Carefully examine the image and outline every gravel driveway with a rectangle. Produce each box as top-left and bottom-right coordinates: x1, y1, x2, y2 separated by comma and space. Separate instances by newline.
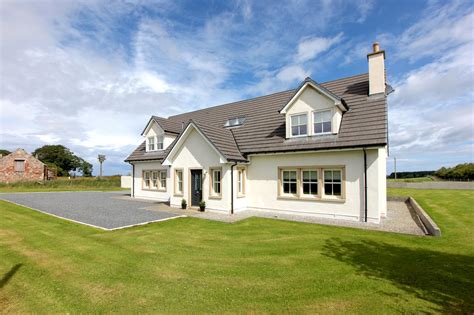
0, 191, 183, 230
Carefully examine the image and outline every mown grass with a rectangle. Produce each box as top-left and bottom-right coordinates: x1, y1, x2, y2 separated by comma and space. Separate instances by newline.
0, 176, 123, 192
0, 189, 473, 314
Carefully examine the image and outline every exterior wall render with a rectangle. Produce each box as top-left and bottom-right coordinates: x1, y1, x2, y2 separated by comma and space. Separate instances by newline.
246, 149, 385, 223
168, 129, 231, 213
131, 141, 386, 222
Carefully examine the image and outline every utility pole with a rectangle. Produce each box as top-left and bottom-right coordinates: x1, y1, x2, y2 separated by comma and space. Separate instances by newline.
394, 157, 397, 180
98, 154, 106, 179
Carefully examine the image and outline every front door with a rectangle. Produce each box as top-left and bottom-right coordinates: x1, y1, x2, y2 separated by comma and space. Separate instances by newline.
190, 170, 202, 207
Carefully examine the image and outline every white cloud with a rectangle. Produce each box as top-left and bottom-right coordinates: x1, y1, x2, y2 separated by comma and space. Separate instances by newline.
386, 2, 474, 172
396, 2, 474, 62
276, 65, 310, 83
296, 33, 343, 63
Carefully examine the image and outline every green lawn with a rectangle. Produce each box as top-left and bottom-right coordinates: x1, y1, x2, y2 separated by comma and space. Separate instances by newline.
0, 189, 473, 314
0, 176, 124, 193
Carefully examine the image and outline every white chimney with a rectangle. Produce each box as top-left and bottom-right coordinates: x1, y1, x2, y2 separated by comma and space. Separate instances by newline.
367, 42, 386, 96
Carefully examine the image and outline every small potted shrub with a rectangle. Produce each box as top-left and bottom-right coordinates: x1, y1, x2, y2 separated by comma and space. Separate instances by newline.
181, 198, 187, 209
199, 200, 206, 212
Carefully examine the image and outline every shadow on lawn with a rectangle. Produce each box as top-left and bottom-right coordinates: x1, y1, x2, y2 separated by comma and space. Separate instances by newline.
0, 264, 23, 289
322, 239, 474, 313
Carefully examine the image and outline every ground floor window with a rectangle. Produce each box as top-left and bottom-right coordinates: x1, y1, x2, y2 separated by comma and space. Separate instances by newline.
324, 170, 342, 196
143, 169, 167, 191
237, 167, 246, 197
143, 171, 151, 189
210, 168, 222, 198
279, 166, 344, 200
174, 169, 183, 195
302, 170, 318, 196
282, 170, 297, 195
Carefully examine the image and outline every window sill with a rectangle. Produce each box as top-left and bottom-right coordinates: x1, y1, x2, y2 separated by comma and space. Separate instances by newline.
209, 195, 222, 200
142, 188, 167, 192
237, 194, 246, 198
278, 195, 345, 203
173, 193, 183, 197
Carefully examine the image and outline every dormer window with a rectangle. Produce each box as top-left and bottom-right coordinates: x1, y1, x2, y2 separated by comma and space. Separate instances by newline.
291, 114, 307, 136
313, 110, 332, 134
148, 137, 155, 151
224, 116, 246, 127
157, 136, 164, 150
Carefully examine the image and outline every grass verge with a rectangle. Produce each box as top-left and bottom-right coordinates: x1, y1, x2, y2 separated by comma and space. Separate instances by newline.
0, 176, 123, 192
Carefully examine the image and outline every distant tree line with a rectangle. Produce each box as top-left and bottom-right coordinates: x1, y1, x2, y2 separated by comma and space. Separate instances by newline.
435, 163, 474, 181
387, 171, 435, 179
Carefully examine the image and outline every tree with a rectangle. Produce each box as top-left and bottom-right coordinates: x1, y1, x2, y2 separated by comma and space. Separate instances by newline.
0, 149, 11, 156
435, 163, 474, 181
32, 145, 93, 177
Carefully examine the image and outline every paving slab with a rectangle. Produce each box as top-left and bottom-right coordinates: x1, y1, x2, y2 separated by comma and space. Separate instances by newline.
0, 191, 184, 230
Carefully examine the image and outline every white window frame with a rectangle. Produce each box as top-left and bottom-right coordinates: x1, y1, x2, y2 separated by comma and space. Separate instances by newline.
210, 168, 222, 198
158, 170, 167, 191
174, 169, 183, 196
313, 109, 332, 135
151, 171, 159, 189
157, 136, 164, 150
237, 167, 246, 197
290, 113, 308, 137
143, 171, 151, 189
147, 136, 156, 151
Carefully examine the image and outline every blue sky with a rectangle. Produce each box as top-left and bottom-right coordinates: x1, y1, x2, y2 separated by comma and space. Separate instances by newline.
0, 0, 473, 175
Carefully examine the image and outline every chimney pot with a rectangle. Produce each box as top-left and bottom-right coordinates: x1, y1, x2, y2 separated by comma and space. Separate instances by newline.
373, 42, 380, 53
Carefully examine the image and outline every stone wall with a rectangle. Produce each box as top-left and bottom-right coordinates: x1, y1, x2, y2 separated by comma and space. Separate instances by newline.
0, 149, 46, 183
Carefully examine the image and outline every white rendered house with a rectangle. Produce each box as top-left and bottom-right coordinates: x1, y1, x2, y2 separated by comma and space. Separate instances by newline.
126, 43, 390, 223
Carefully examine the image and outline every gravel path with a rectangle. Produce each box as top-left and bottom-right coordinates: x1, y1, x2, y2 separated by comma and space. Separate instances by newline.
145, 199, 427, 236
0, 191, 183, 230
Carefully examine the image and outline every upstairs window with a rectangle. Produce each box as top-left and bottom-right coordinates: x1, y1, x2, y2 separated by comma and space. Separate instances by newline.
157, 136, 164, 150
291, 114, 307, 136
147, 136, 155, 151
224, 116, 246, 127
313, 110, 332, 134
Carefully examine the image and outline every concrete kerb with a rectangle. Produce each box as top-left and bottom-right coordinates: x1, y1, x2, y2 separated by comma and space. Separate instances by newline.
407, 197, 441, 237
387, 196, 441, 237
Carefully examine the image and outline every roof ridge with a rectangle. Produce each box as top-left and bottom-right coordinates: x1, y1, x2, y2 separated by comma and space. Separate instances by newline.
167, 73, 369, 120
168, 89, 296, 120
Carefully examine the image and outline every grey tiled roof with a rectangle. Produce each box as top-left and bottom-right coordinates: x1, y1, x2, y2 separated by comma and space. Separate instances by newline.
125, 73, 387, 162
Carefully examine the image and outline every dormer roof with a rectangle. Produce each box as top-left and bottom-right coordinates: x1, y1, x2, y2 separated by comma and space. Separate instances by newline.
279, 77, 348, 114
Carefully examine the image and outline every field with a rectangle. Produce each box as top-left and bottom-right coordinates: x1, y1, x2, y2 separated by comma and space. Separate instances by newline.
0, 176, 123, 193
0, 188, 473, 314
387, 176, 434, 182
